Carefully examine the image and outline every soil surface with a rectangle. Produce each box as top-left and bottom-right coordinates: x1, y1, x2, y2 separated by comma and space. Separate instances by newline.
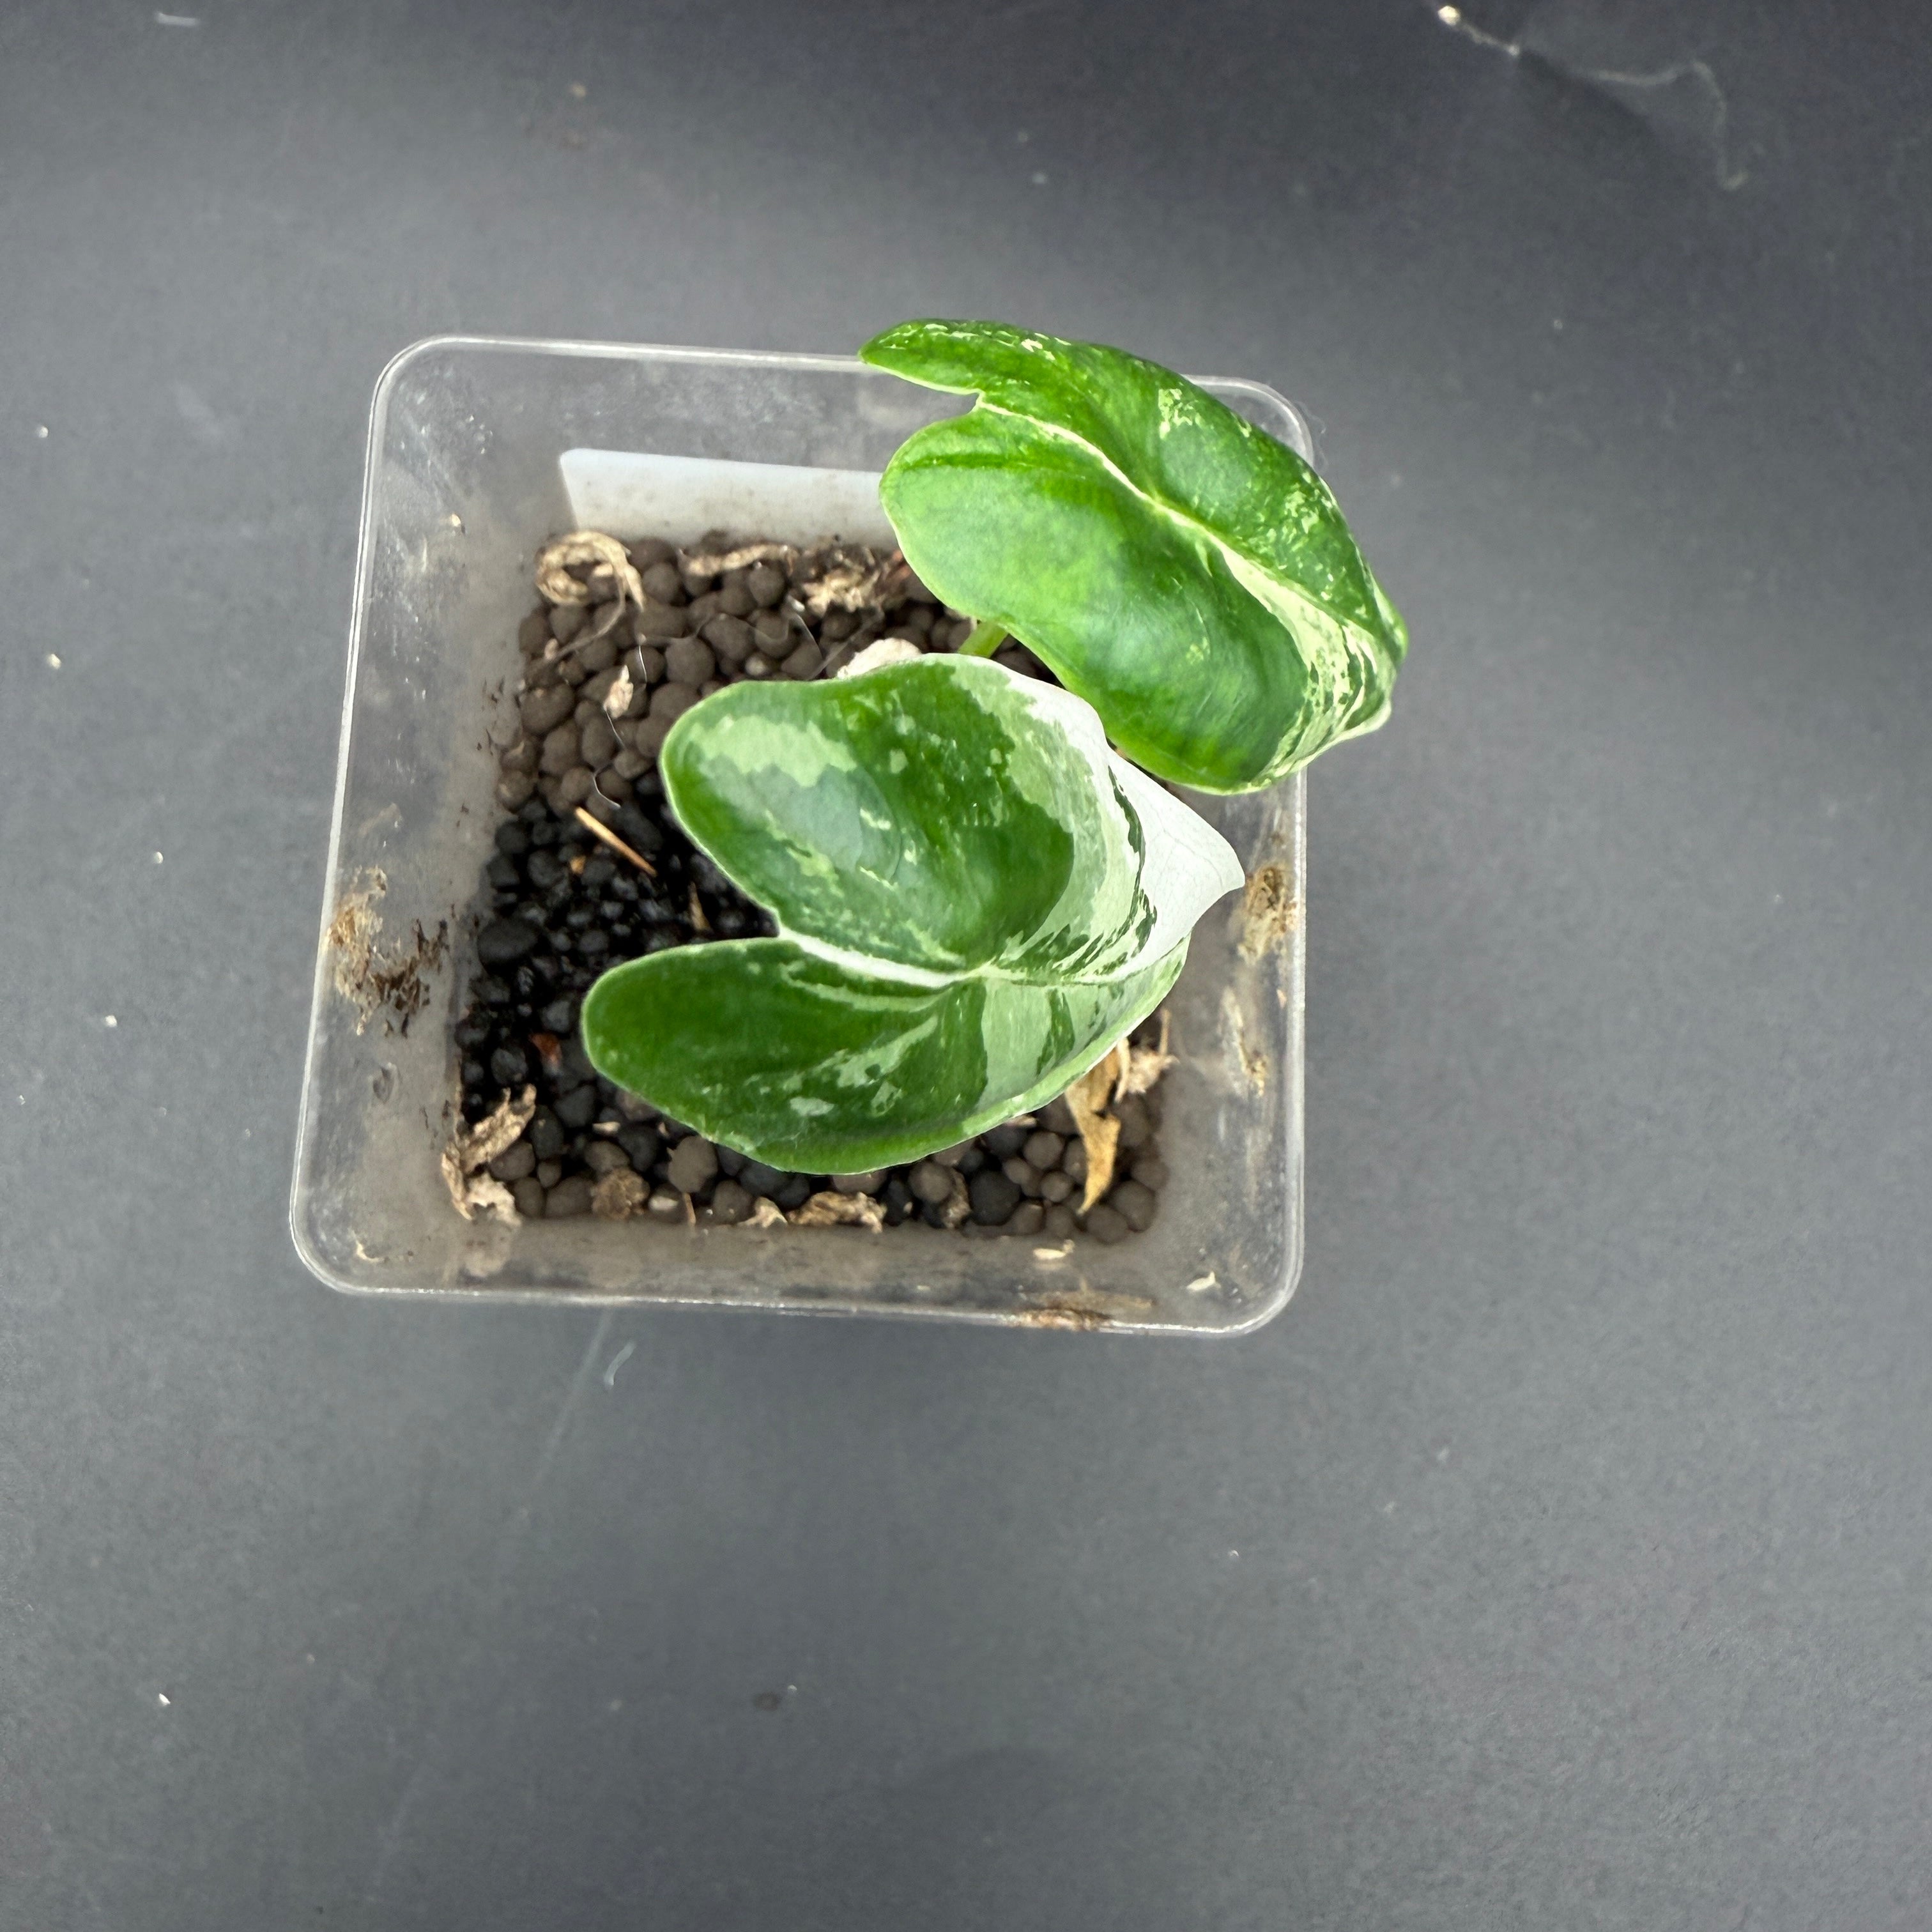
452, 532, 1170, 1239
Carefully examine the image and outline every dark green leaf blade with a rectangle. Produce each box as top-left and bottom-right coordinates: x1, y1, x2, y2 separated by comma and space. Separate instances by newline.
860, 318, 1407, 792
581, 656, 1243, 1170
659, 655, 1238, 981
661, 656, 1089, 977
580, 937, 1185, 1174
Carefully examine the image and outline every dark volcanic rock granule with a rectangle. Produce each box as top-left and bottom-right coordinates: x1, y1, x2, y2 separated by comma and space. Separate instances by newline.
454, 531, 1167, 1239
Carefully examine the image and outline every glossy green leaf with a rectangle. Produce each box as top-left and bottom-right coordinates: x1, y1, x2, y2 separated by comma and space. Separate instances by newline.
859, 319, 1408, 793
581, 657, 1242, 1172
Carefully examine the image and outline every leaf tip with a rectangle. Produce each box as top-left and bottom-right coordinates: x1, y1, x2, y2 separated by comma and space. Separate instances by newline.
857, 319, 933, 371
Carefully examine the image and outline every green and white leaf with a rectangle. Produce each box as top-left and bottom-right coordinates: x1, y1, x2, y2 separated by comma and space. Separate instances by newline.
581, 656, 1242, 1172
859, 318, 1409, 793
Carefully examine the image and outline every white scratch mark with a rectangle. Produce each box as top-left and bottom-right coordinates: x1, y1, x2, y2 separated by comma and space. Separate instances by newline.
154, 10, 201, 24
601, 1340, 634, 1388
369, 1311, 613, 1895
1429, 3, 1746, 188
504, 1314, 611, 1532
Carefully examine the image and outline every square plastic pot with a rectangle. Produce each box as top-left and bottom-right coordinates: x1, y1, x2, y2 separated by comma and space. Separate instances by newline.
291, 336, 1307, 1335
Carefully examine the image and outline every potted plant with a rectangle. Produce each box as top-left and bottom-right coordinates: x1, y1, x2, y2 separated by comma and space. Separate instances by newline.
292, 325, 1403, 1333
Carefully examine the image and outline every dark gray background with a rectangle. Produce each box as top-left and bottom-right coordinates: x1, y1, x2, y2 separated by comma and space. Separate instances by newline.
3, 1, 1927, 1924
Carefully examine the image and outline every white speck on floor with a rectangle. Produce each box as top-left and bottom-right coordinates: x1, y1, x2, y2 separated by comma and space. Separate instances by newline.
46, 652, 60, 668
103, 1015, 118, 1028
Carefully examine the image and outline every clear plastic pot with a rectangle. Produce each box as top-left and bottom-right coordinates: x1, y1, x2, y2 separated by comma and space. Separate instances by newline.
291, 337, 1308, 1334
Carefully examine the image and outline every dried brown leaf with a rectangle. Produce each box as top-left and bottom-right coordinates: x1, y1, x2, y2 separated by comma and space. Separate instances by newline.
1064, 1045, 1128, 1211
797, 548, 903, 617
535, 531, 644, 612
1114, 1009, 1176, 1101
441, 1087, 535, 1220
679, 540, 796, 574
448, 1084, 537, 1174
937, 1165, 972, 1229
592, 1170, 650, 1221
1020, 1282, 1156, 1327
788, 1191, 884, 1232
602, 664, 633, 720
438, 1144, 469, 1215
453, 1172, 520, 1225
1219, 987, 1269, 1092
327, 871, 447, 1037
1238, 864, 1298, 961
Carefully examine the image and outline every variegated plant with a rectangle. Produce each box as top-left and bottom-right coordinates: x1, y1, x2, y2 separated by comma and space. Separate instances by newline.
581, 322, 1404, 1168
859, 319, 1407, 793
583, 656, 1243, 1172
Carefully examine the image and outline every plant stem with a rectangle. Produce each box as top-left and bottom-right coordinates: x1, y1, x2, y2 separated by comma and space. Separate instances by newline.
958, 618, 1006, 658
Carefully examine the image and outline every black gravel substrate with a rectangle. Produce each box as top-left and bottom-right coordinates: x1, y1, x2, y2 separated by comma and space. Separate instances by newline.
452, 532, 1168, 1241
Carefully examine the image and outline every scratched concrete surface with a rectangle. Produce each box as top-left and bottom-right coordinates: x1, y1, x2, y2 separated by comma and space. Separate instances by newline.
1, 1, 1928, 1926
